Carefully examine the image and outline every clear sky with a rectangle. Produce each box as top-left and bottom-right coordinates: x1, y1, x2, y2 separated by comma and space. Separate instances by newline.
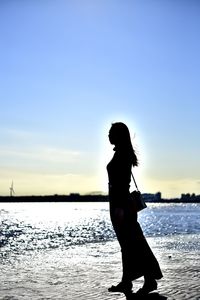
0, 0, 200, 198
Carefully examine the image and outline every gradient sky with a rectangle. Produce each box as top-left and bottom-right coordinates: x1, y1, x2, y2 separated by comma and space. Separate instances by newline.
0, 0, 200, 198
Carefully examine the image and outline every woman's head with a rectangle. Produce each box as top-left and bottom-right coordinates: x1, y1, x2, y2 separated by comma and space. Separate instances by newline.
109, 122, 131, 146
108, 122, 138, 166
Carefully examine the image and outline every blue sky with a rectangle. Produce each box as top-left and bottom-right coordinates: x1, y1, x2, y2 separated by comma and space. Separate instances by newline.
0, 0, 200, 197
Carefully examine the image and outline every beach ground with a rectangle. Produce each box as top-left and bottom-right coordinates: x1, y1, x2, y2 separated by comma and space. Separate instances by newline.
1, 235, 200, 300
65, 235, 200, 300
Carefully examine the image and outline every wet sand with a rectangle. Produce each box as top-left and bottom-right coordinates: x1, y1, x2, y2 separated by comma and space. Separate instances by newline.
1, 235, 200, 300
65, 235, 200, 300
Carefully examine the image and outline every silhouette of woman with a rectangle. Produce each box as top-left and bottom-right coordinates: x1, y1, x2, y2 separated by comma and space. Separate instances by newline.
107, 122, 163, 295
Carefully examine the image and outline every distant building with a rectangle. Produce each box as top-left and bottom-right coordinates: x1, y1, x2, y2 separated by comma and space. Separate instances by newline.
142, 192, 162, 202
181, 193, 200, 202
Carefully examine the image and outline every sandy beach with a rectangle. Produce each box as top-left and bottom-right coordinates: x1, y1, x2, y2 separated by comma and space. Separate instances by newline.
1, 234, 200, 300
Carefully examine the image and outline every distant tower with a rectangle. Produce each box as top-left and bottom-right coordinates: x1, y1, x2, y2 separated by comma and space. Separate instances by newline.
10, 181, 15, 197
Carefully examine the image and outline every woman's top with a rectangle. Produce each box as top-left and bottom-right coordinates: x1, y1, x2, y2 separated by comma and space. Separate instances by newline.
107, 148, 132, 208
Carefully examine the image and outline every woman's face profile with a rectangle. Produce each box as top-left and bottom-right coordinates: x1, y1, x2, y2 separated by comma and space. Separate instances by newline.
108, 127, 118, 145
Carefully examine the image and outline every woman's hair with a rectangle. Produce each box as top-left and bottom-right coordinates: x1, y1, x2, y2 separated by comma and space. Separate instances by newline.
110, 122, 138, 166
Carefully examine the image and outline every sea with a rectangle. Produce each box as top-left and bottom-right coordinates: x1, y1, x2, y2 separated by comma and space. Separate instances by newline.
0, 202, 200, 299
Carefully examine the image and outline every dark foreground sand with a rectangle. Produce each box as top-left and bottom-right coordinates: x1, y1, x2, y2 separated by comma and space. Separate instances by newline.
1, 235, 199, 300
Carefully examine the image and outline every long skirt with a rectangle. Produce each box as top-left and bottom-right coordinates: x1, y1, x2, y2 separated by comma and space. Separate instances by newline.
110, 206, 163, 282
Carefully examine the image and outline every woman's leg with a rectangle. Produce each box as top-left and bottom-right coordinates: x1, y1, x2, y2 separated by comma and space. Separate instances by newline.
108, 207, 133, 293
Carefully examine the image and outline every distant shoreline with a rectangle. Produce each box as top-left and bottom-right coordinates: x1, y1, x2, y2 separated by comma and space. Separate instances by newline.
0, 194, 200, 203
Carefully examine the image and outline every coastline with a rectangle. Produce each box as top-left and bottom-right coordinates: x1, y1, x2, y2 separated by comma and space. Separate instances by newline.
0, 194, 200, 203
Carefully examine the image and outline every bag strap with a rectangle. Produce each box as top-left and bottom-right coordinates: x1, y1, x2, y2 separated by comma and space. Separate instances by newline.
131, 171, 139, 191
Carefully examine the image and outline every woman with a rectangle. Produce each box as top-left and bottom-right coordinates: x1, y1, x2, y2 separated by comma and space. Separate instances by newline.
107, 122, 163, 295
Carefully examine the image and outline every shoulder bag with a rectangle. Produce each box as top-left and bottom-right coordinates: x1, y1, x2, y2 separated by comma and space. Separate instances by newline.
130, 172, 147, 212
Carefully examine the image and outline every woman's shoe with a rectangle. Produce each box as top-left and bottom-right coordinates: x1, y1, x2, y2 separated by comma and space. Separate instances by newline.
136, 279, 157, 295
108, 281, 133, 293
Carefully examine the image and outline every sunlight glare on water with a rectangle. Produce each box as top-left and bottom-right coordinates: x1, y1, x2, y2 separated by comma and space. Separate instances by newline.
1, 202, 200, 256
